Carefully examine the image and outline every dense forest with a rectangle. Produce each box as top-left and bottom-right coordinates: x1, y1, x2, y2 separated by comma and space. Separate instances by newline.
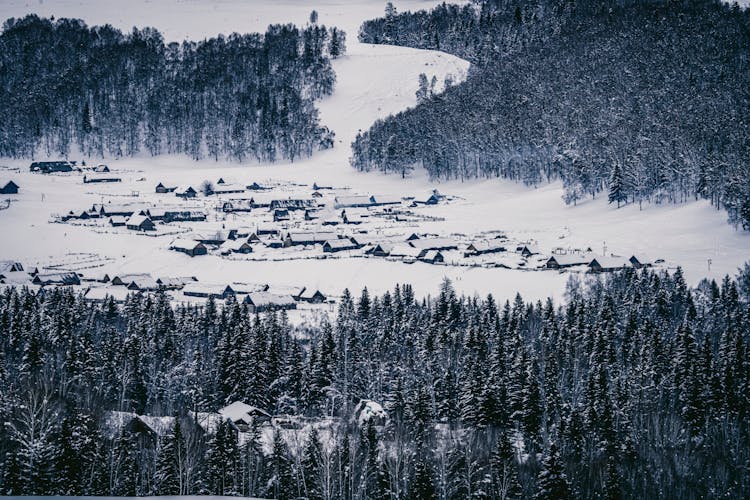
353, 0, 750, 229
1, 263, 749, 498
0, 13, 345, 162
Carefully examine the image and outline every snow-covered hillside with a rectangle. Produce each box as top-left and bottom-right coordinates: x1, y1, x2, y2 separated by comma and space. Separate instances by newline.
0, 0, 747, 306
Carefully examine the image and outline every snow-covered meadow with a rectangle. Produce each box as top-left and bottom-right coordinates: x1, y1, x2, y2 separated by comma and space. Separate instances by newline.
0, 0, 748, 307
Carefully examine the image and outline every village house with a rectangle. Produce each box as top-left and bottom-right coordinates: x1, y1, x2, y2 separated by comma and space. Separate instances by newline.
222, 200, 253, 213
81, 272, 110, 283
419, 249, 445, 264
270, 198, 316, 211
408, 237, 458, 252
101, 205, 146, 217
93, 164, 110, 172
629, 255, 650, 269
0, 271, 31, 285
546, 254, 591, 269
464, 240, 506, 257
126, 276, 161, 291
29, 161, 75, 173
170, 239, 208, 257
155, 182, 177, 193
243, 292, 297, 313
83, 174, 121, 183
32, 272, 80, 286
342, 208, 370, 224
266, 284, 306, 299
299, 287, 327, 303
311, 190, 323, 198
163, 209, 206, 223
212, 183, 246, 195
588, 256, 632, 273
182, 283, 235, 299
246, 182, 268, 191
334, 195, 375, 208
156, 276, 196, 290
126, 214, 156, 231
0, 180, 19, 194
273, 208, 291, 222
0, 261, 25, 273
520, 244, 540, 258
194, 230, 236, 245
323, 238, 359, 253
219, 239, 253, 255
313, 182, 333, 190
108, 216, 126, 227
389, 245, 423, 260
175, 185, 197, 198
256, 224, 279, 236
284, 231, 338, 247
111, 273, 152, 286
219, 402, 271, 431
370, 194, 402, 206
365, 243, 394, 257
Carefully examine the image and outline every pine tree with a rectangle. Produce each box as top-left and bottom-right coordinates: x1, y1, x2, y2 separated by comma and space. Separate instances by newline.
270, 429, 295, 499
534, 441, 573, 500
301, 427, 323, 500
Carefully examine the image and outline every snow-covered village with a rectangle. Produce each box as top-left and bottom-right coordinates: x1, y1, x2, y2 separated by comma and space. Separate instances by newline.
0, 0, 749, 499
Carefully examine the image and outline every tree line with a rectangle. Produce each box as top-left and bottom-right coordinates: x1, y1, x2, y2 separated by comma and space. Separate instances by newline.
1, 262, 749, 497
0, 14, 346, 162
353, 0, 750, 229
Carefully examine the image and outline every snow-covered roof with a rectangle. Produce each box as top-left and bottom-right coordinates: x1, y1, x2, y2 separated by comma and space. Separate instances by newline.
182, 282, 234, 296
547, 254, 590, 266
371, 194, 402, 205
286, 231, 337, 244
170, 238, 204, 250
300, 287, 325, 300
244, 291, 296, 308
0, 260, 23, 273
127, 276, 160, 290
126, 214, 152, 226
408, 237, 458, 250
266, 284, 304, 297
323, 238, 358, 250
352, 399, 386, 426
220, 239, 252, 252
468, 240, 506, 252
390, 245, 422, 258
219, 401, 271, 423
589, 255, 632, 269
334, 195, 373, 207
420, 250, 443, 261
0, 271, 31, 284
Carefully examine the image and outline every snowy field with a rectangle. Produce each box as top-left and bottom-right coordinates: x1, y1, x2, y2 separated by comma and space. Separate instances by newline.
0, 0, 748, 307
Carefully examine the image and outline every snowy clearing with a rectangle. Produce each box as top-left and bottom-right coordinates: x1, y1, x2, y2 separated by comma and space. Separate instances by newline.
0, 0, 747, 307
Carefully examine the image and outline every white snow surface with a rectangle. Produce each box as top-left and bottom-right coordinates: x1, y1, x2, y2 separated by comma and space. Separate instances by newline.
0, 0, 748, 307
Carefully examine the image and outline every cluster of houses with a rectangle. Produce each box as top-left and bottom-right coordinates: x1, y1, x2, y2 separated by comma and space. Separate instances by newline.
78, 271, 328, 311
102, 398, 384, 452
63, 203, 207, 229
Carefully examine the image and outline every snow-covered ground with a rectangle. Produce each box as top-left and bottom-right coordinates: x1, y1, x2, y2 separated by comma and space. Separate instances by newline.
0, 0, 748, 306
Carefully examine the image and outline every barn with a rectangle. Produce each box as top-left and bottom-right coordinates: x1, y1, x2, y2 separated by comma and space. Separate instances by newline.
409, 237, 458, 252
219, 402, 271, 431
126, 214, 156, 231
170, 239, 208, 257
0, 180, 19, 194
0, 261, 25, 274
83, 174, 121, 183
334, 195, 374, 208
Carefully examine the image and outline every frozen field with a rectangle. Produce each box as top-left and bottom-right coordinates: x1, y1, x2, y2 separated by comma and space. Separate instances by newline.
0, 0, 748, 306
